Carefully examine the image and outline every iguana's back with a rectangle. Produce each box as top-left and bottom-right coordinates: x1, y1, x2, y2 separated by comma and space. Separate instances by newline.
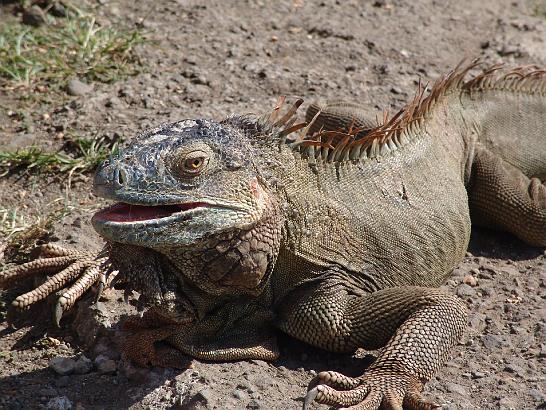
277, 62, 546, 292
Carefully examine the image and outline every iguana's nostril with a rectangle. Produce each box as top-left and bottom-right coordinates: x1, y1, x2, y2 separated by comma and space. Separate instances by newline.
114, 167, 128, 188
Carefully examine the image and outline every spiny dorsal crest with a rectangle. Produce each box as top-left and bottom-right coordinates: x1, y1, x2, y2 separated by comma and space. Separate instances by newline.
262, 59, 546, 165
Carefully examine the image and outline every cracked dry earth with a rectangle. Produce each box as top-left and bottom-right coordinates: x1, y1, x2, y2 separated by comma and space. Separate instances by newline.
0, 0, 545, 409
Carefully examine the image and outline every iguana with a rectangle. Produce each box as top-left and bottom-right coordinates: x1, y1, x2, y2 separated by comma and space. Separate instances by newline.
1, 61, 545, 409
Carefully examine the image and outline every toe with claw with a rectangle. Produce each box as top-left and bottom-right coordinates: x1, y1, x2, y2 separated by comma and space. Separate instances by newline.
303, 367, 441, 410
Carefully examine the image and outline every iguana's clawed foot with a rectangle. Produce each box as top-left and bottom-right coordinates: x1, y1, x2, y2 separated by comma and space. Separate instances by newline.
0, 244, 110, 325
121, 311, 193, 369
304, 369, 440, 410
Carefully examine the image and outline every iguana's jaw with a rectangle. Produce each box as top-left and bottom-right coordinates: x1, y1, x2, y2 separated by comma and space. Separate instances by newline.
91, 199, 259, 247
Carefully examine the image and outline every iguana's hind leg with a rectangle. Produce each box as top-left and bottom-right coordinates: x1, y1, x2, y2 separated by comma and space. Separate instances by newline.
277, 282, 467, 409
305, 100, 377, 136
468, 147, 546, 246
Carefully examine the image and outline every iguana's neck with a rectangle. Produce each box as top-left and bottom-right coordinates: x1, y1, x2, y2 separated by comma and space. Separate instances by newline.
159, 197, 284, 300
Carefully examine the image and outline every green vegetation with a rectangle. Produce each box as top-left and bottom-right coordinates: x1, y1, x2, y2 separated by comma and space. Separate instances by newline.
534, 1, 546, 19
0, 135, 120, 177
0, 5, 141, 264
0, 9, 145, 92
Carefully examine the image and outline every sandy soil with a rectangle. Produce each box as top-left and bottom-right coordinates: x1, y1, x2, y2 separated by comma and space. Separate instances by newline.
0, 0, 545, 409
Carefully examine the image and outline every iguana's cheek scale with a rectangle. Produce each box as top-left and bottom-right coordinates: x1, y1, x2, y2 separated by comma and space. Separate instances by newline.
93, 202, 208, 223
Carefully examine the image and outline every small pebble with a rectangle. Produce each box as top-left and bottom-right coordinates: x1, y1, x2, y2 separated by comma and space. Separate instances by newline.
94, 355, 117, 374
445, 382, 468, 395
49, 357, 76, 376
456, 283, 476, 298
232, 390, 247, 400
22, 6, 47, 27
463, 274, 478, 287
247, 399, 263, 409
50, 2, 68, 17
471, 371, 486, 379
46, 396, 73, 410
73, 355, 93, 375
67, 79, 93, 96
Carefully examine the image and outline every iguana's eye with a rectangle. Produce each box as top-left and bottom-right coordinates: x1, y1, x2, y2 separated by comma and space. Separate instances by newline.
180, 150, 209, 175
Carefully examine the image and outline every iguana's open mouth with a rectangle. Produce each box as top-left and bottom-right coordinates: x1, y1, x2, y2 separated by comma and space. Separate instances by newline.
93, 202, 209, 223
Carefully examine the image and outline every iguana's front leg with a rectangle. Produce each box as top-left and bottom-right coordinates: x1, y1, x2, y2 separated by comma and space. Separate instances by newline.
277, 281, 467, 409
0, 244, 110, 325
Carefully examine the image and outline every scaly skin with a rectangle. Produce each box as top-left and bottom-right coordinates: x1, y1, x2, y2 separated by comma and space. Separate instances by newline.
1, 61, 545, 409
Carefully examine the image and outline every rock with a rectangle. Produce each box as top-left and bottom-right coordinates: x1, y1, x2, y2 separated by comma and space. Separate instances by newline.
97, 359, 117, 374
471, 371, 486, 379
104, 97, 122, 108
456, 283, 476, 298
482, 334, 511, 349
528, 388, 545, 403
94, 355, 117, 374
46, 396, 73, 410
445, 382, 468, 395
498, 397, 517, 409
73, 301, 110, 347
247, 399, 264, 409
468, 312, 486, 332
232, 389, 247, 400
73, 355, 93, 375
66, 79, 93, 96
503, 362, 524, 376
50, 2, 68, 17
22, 6, 47, 27
463, 274, 478, 286
539, 345, 546, 358
497, 44, 523, 57
182, 388, 215, 409
120, 361, 150, 384
49, 357, 76, 376
390, 86, 403, 94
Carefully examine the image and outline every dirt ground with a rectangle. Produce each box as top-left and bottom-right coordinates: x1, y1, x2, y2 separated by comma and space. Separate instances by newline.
1, 0, 545, 409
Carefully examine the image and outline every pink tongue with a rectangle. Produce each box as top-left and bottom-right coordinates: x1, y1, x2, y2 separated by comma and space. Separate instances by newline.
94, 202, 208, 223
99, 203, 182, 222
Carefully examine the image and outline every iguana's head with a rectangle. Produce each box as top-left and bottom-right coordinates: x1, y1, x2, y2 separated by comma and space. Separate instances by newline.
92, 118, 274, 247
91, 117, 288, 306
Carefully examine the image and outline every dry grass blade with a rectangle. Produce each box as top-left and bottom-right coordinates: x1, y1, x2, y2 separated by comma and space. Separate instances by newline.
0, 203, 74, 263
0, 135, 120, 177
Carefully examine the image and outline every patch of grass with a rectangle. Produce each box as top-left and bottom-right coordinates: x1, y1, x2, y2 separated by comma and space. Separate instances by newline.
0, 11, 145, 92
533, 0, 546, 19
0, 135, 120, 177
